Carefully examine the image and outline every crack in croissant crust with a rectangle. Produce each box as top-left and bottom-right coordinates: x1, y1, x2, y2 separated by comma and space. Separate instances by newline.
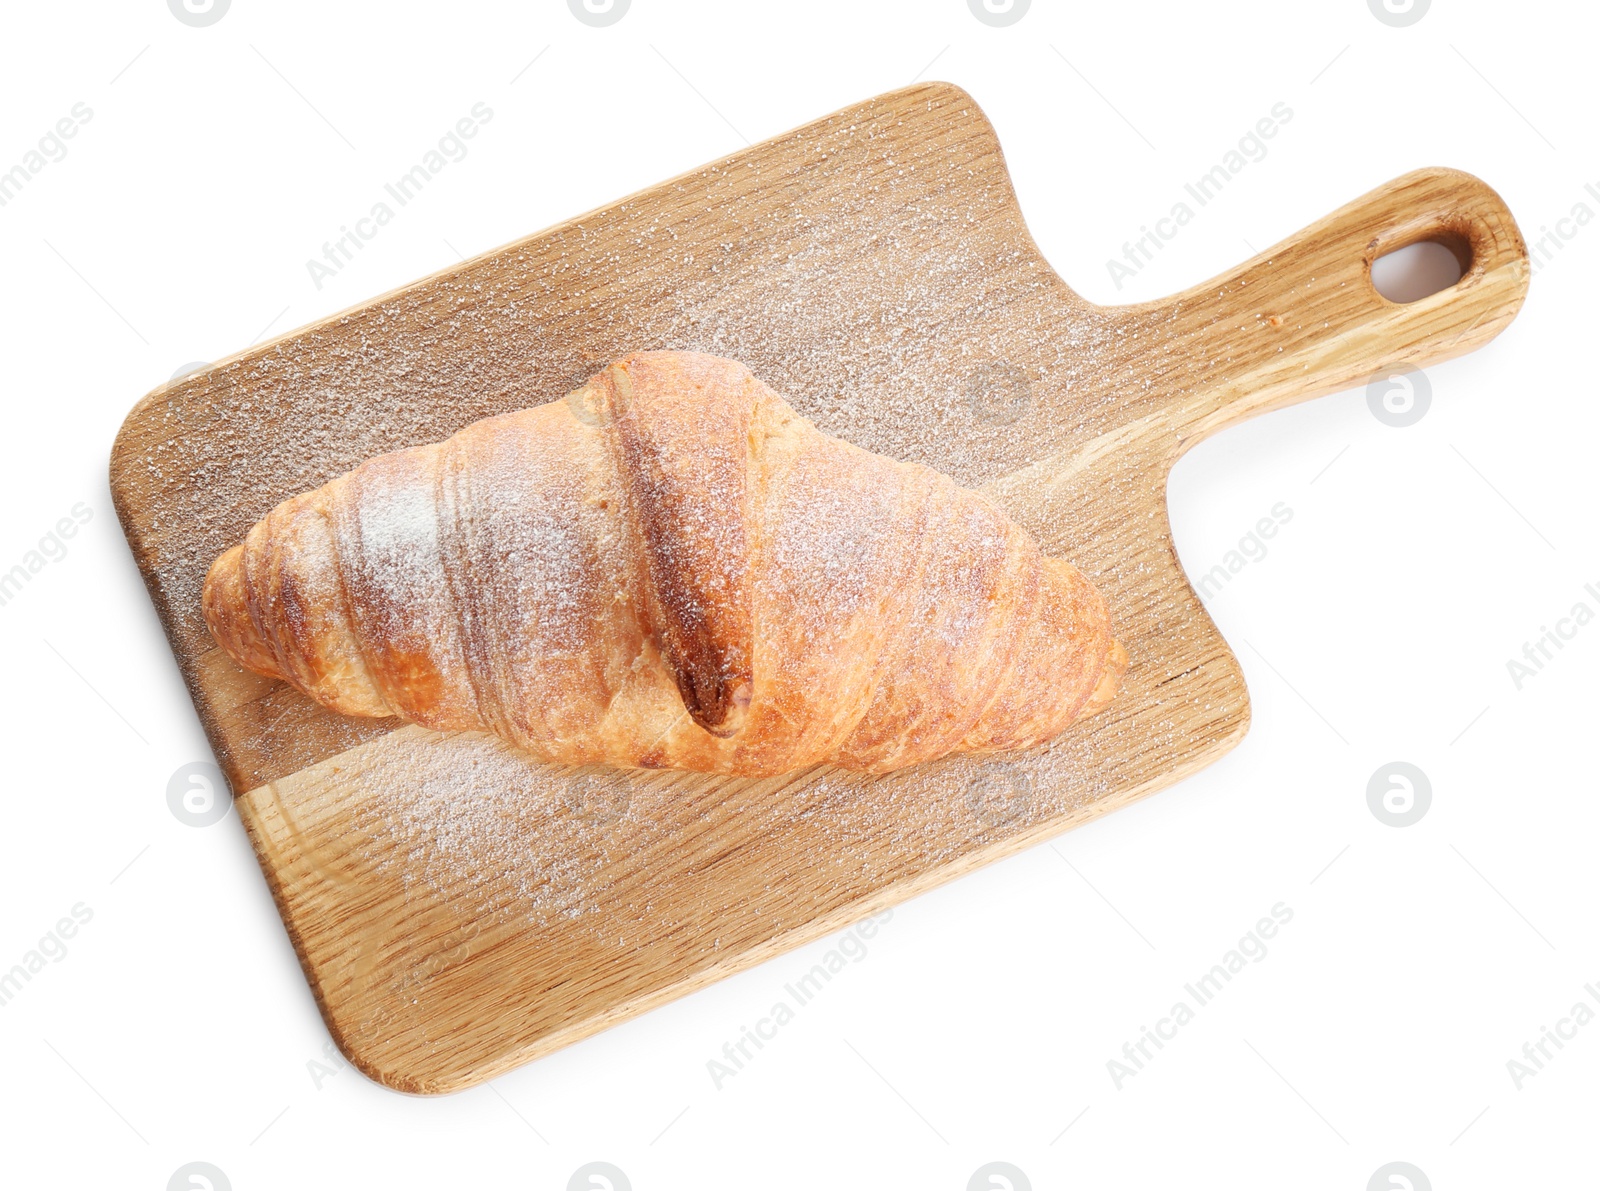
202, 351, 1125, 776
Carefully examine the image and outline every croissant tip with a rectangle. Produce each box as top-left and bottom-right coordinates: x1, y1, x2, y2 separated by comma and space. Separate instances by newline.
202, 542, 287, 682
1081, 638, 1128, 718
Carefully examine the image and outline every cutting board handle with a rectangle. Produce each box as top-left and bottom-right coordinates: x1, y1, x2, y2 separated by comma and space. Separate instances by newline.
1165, 166, 1529, 443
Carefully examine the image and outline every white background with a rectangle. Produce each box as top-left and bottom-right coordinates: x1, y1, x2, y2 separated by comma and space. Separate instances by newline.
0, 1, 1594, 1188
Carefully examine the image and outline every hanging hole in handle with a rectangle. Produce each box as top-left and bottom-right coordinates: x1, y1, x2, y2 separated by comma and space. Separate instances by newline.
1370, 230, 1474, 303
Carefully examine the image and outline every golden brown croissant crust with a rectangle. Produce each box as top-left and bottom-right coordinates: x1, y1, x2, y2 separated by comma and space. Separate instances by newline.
203, 352, 1124, 776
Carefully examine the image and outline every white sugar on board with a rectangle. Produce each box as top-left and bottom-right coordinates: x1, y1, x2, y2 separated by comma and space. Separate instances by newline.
350, 731, 613, 924
132, 108, 1145, 913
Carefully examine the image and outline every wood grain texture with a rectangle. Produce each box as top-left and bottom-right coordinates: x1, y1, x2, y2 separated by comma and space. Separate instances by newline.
109, 82, 1528, 1093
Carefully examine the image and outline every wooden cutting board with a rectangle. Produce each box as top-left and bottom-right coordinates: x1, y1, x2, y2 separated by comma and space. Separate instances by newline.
110, 82, 1528, 1094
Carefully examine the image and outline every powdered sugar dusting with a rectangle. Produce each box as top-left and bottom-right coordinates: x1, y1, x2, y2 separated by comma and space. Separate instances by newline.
115, 86, 1237, 958
348, 731, 613, 926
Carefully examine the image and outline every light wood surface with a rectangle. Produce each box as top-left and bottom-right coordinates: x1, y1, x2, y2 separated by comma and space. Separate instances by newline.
109, 82, 1528, 1094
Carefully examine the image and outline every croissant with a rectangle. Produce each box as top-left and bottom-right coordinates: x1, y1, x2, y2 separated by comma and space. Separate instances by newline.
202, 351, 1125, 776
